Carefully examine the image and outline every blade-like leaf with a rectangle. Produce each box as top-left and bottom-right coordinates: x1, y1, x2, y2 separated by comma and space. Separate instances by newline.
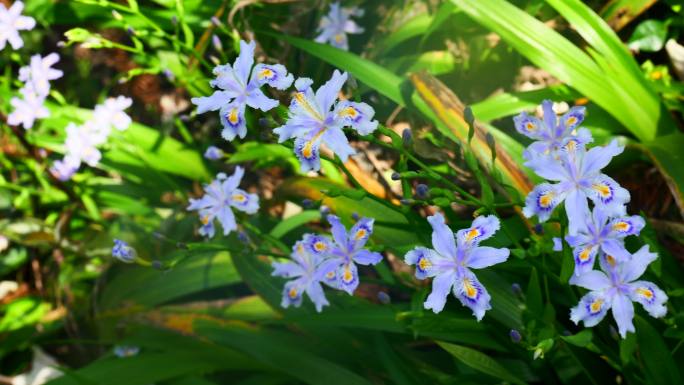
437, 341, 526, 385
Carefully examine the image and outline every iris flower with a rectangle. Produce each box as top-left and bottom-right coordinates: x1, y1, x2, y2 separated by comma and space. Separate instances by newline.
272, 240, 331, 312
192, 40, 293, 141
274, 70, 378, 172
187, 167, 259, 238
7, 86, 49, 129
514, 100, 590, 159
94, 96, 133, 133
405, 213, 509, 320
315, 1, 364, 50
19, 53, 63, 97
570, 246, 667, 338
312, 215, 383, 295
565, 207, 645, 276
523, 138, 629, 234
0, 1, 35, 50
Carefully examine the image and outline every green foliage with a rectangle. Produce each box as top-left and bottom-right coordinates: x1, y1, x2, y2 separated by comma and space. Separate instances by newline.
0, 1, 683, 385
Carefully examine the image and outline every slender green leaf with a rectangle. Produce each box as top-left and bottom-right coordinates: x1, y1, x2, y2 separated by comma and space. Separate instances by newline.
437, 341, 526, 385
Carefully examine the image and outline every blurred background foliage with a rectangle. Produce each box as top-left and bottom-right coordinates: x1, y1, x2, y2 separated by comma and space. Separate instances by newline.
1, 0, 684, 384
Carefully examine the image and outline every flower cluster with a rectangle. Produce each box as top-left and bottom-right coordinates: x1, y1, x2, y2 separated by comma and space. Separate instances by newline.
192, 40, 293, 141
50, 96, 133, 181
517, 100, 667, 337
192, 40, 378, 173
0, 1, 35, 51
187, 167, 259, 238
272, 214, 383, 312
405, 213, 509, 320
275, 70, 378, 172
315, 1, 364, 51
8, 53, 63, 129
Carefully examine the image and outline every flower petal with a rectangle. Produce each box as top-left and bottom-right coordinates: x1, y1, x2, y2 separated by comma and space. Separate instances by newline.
628, 280, 668, 318
513, 111, 545, 140
565, 188, 589, 235
322, 126, 356, 162
611, 294, 635, 339
216, 205, 237, 235
466, 246, 509, 269
192, 91, 235, 113
348, 217, 373, 251
569, 270, 610, 290
571, 244, 599, 276
581, 139, 624, 176
271, 261, 305, 278
294, 136, 322, 172
607, 215, 645, 239
219, 103, 247, 141
229, 189, 259, 214
522, 183, 562, 223
306, 281, 330, 313
427, 213, 457, 259
620, 245, 658, 283
570, 291, 610, 327
453, 270, 491, 321
353, 249, 382, 266
315, 70, 347, 112
456, 215, 500, 247
245, 88, 278, 111
251, 63, 294, 90
424, 271, 456, 314
233, 40, 256, 86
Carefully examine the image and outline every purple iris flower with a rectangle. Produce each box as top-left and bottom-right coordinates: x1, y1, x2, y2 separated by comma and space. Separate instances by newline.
312, 215, 383, 295
570, 246, 667, 338
18, 53, 63, 98
565, 207, 645, 276
191, 40, 294, 141
204, 145, 224, 160
0, 1, 35, 50
404, 213, 509, 320
187, 167, 259, 238
274, 70, 378, 172
272, 240, 331, 312
7, 86, 49, 129
514, 100, 590, 160
314, 1, 364, 51
523, 138, 629, 234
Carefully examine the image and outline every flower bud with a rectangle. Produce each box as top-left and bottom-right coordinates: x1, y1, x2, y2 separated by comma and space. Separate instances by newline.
509, 329, 522, 343
401, 128, 412, 148
415, 184, 429, 199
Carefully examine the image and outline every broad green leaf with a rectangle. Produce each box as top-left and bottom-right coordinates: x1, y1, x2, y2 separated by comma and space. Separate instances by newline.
628, 19, 669, 52
277, 177, 422, 252
636, 133, 684, 218
269, 210, 321, 239
279, 34, 403, 105
561, 330, 593, 348
99, 250, 239, 309
377, 13, 433, 53
196, 321, 374, 385
635, 316, 683, 385
410, 72, 534, 196
600, 0, 659, 31
437, 341, 526, 385
453, 0, 661, 141
526, 267, 543, 316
